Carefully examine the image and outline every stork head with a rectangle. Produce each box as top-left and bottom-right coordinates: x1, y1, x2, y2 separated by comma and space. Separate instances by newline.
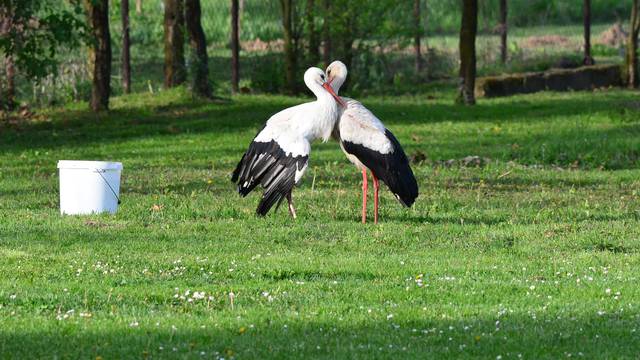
326, 60, 348, 94
304, 67, 345, 107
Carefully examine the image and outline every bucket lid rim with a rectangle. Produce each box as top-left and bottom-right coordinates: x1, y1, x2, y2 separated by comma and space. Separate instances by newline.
57, 160, 123, 170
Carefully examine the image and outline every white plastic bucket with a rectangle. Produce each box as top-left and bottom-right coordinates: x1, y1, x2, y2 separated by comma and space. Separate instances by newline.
57, 160, 123, 215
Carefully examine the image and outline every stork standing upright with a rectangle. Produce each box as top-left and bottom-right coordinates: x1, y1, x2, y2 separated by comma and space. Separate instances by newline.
232, 67, 345, 217
326, 61, 418, 223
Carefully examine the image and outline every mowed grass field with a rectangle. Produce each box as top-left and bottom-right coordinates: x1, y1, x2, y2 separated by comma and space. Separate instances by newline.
1, 88, 640, 358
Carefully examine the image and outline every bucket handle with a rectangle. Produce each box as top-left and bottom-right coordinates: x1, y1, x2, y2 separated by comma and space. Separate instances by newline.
95, 169, 121, 205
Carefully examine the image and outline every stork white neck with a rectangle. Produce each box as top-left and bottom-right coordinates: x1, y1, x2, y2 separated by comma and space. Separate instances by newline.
300, 67, 341, 142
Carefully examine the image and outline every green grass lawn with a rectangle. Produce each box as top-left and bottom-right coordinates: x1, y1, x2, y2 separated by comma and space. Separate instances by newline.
1, 88, 640, 358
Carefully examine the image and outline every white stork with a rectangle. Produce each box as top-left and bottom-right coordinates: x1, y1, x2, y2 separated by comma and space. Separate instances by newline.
326, 61, 418, 224
232, 67, 345, 217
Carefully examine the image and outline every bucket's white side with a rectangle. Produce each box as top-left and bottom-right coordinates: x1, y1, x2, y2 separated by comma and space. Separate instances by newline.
59, 168, 121, 215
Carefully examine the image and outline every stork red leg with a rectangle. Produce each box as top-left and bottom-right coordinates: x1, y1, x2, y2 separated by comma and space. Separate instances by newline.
372, 173, 380, 224
287, 193, 297, 219
361, 168, 368, 224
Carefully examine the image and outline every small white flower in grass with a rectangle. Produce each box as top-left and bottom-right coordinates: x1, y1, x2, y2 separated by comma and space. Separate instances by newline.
9, 294, 16, 300
387, 314, 394, 320
129, 321, 139, 327
529, 285, 535, 290
597, 310, 605, 316
605, 288, 611, 294
497, 356, 502, 360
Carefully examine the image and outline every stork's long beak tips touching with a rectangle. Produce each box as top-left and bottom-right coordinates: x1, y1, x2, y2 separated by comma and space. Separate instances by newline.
322, 82, 346, 107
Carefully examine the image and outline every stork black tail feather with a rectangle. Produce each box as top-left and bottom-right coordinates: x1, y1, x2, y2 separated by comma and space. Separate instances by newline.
381, 130, 419, 207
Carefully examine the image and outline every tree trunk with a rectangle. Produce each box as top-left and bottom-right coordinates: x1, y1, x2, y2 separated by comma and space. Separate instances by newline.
185, 0, 212, 98
281, 0, 296, 94
121, 0, 131, 94
231, 0, 240, 94
136, 0, 142, 14
627, 0, 640, 88
583, 0, 594, 65
457, 0, 477, 105
306, 0, 320, 65
322, 0, 331, 68
163, 0, 186, 88
3, 56, 16, 110
413, 0, 422, 74
84, 0, 112, 111
499, 0, 507, 64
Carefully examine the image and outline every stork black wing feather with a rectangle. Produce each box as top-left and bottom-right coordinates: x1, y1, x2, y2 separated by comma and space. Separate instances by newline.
232, 140, 308, 216
341, 129, 418, 207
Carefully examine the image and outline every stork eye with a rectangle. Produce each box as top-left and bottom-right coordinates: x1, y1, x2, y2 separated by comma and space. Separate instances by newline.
328, 69, 332, 75
320, 74, 325, 80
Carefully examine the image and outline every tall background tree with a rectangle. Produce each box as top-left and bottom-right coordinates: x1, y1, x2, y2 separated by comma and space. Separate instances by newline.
84, 0, 112, 111
185, 0, 212, 97
413, 0, 422, 74
322, 0, 332, 68
627, 0, 640, 88
231, 0, 240, 94
121, 0, 131, 94
583, 0, 594, 65
163, 0, 186, 88
306, 0, 320, 65
499, 0, 507, 64
458, 0, 477, 105
280, 0, 297, 94
0, 0, 83, 110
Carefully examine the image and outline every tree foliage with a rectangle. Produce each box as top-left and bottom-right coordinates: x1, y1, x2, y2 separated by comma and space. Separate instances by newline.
0, 0, 85, 79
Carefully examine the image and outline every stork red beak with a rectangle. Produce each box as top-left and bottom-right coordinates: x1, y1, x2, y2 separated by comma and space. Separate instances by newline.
322, 82, 346, 107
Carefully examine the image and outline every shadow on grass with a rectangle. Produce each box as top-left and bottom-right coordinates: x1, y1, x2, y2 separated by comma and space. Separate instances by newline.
1, 89, 639, 169
0, 314, 636, 358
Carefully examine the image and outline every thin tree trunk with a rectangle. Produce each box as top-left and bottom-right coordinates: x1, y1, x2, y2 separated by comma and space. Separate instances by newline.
322, 0, 331, 68
499, 0, 507, 64
583, 0, 594, 65
306, 0, 320, 64
4, 56, 16, 110
121, 0, 131, 94
413, 0, 422, 74
163, 0, 186, 88
136, 0, 142, 14
231, 0, 240, 94
457, 0, 477, 105
627, 0, 640, 88
84, 0, 112, 111
185, 0, 211, 98
281, 0, 296, 94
